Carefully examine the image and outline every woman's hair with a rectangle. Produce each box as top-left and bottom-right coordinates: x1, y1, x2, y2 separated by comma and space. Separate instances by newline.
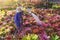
16, 7, 23, 12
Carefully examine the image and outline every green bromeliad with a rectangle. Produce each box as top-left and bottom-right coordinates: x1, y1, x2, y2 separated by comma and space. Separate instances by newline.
22, 34, 38, 40
50, 35, 60, 40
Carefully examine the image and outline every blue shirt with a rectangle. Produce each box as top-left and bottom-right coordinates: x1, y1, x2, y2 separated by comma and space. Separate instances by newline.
14, 11, 23, 27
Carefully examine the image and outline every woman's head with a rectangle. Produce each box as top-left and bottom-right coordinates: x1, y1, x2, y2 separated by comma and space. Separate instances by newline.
16, 7, 23, 12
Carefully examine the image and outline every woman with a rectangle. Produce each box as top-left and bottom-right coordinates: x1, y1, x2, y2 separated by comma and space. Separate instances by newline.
14, 7, 24, 35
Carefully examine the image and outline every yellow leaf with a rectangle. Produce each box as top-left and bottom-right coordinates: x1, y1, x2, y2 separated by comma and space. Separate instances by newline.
48, 14, 51, 16
1, 27, 5, 31
0, 32, 3, 35
5, 29, 10, 33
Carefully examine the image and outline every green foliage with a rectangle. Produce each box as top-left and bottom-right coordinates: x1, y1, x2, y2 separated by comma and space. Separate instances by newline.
22, 34, 38, 40
31, 34, 38, 40
50, 35, 59, 40
52, 4, 60, 9
22, 36, 27, 40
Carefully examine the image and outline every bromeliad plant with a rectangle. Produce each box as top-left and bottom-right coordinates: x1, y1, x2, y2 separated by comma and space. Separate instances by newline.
31, 34, 38, 40
50, 35, 60, 40
22, 34, 38, 40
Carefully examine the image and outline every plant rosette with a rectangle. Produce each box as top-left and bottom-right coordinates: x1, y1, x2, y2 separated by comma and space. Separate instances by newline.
22, 34, 38, 40
31, 34, 38, 40
44, 20, 48, 23
47, 13, 51, 16
50, 35, 59, 40
24, 20, 30, 25
0, 31, 6, 36
4, 29, 10, 33
22, 16, 26, 20
6, 35, 12, 40
26, 34, 31, 40
52, 23, 58, 28
0, 32, 3, 35
9, 26, 13, 30
0, 27, 6, 31
32, 28, 39, 34
22, 35, 27, 40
